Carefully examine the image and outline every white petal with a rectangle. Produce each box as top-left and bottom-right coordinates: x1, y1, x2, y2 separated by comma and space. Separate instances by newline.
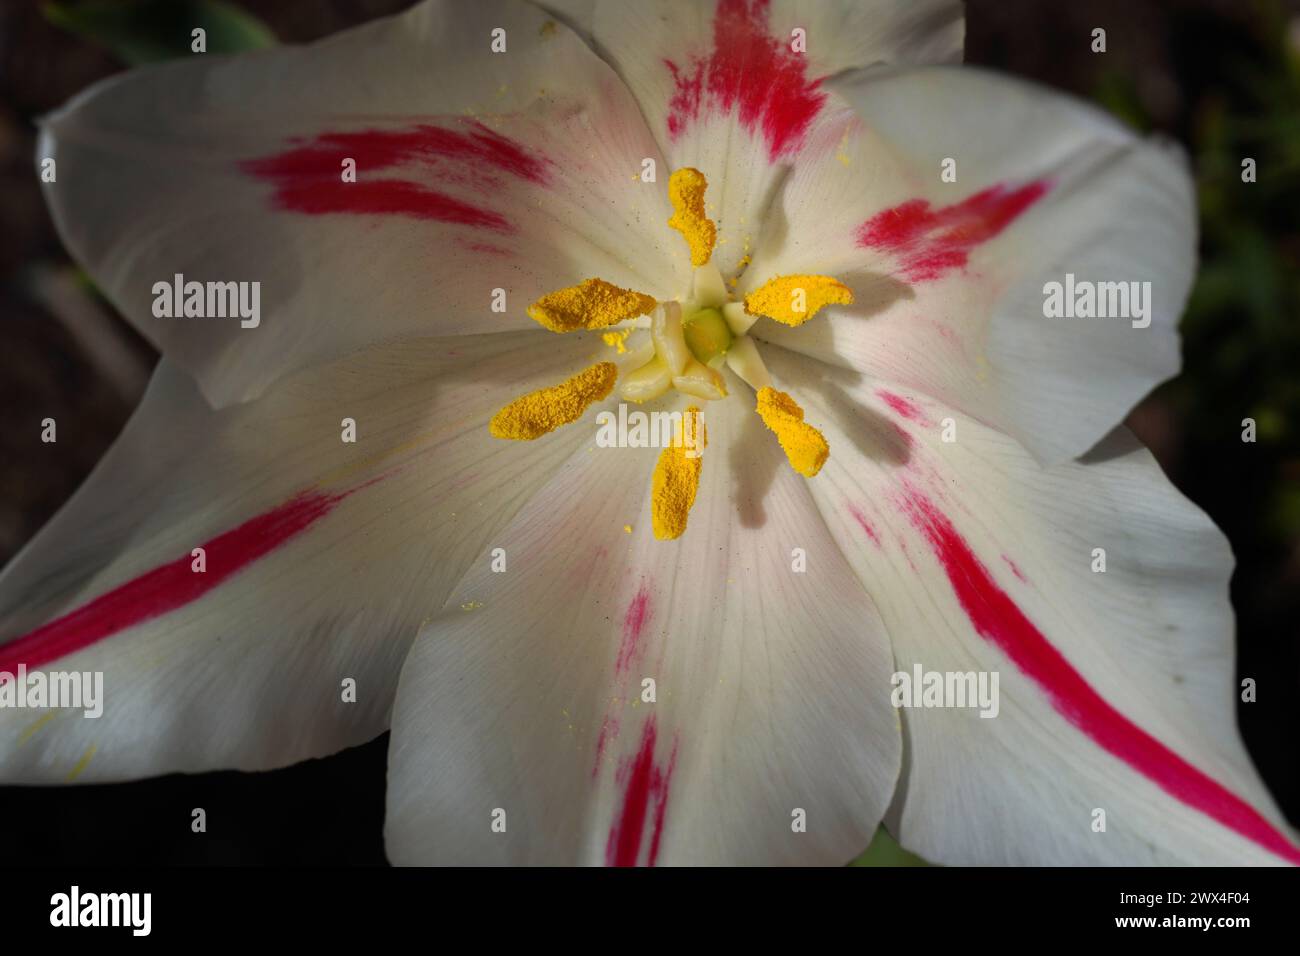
0, 331, 604, 783
566, 0, 963, 278
40, 0, 684, 407
748, 66, 1193, 465
764, 350, 1300, 865
385, 382, 899, 864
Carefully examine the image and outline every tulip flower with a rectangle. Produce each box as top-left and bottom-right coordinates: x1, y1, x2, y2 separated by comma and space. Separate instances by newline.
2, 0, 1295, 866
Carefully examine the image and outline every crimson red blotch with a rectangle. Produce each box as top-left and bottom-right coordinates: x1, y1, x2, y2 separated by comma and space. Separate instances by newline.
240, 121, 548, 231
665, 0, 827, 161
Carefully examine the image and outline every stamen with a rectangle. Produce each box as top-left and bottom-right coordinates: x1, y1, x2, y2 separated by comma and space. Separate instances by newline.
651, 301, 691, 376
721, 301, 757, 336
672, 357, 727, 401
724, 334, 771, 391
612, 330, 656, 372
667, 167, 717, 267
744, 274, 854, 327
755, 386, 829, 477
489, 362, 616, 440
691, 263, 727, 307
651, 406, 707, 540
619, 355, 673, 403
528, 279, 656, 333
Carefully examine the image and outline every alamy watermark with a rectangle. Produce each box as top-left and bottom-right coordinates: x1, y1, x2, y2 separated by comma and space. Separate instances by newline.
50, 886, 150, 936
151, 273, 260, 328
891, 665, 1000, 718
1042, 273, 1152, 328
595, 403, 703, 458
0, 665, 103, 718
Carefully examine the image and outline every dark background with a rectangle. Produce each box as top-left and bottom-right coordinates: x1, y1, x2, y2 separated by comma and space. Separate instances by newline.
0, 0, 1296, 865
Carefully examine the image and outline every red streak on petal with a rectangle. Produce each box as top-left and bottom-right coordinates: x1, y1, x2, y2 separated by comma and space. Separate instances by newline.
665, 0, 827, 161
592, 715, 620, 779
857, 181, 1050, 283
847, 504, 881, 547
1002, 556, 1028, 583
266, 180, 510, 229
615, 584, 652, 676
240, 121, 547, 229
0, 489, 352, 673
877, 389, 929, 425
459, 240, 513, 257
606, 716, 678, 867
900, 487, 1300, 864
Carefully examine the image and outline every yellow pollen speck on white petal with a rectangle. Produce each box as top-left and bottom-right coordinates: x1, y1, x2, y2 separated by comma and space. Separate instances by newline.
744, 274, 853, 327
602, 328, 632, 354
489, 362, 616, 440
756, 387, 829, 477
528, 279, 656, 333
66, 743, 97, 782
19, 712, 56, 746
667, 168, 717, 267
651, 406, 707, 540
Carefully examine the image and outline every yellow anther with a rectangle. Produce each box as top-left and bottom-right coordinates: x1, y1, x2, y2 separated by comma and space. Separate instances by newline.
489, 362, 616, 440
651, 406, 707, 540
667, 168, 717, 267
602, 329, 632, 354
744, 274, 854, 327
755, 387, 829, 477
527, 279, 656, 333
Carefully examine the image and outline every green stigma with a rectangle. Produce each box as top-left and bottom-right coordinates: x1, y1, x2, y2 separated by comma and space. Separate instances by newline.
682, 306, 733, 368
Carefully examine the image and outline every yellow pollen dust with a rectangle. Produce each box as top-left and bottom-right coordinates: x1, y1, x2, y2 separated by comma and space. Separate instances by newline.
489, 362, 616, 441
667, 168, 717, 267
527, 279, 656, 333
744, 274, 854, 327
602, 328, 632, 353
651, 406, 707, 540
755, 387, 829, 477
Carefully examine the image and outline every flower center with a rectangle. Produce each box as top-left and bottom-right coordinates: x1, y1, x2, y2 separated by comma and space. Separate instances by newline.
486, 167, 853, 539
682, 306, 732, 367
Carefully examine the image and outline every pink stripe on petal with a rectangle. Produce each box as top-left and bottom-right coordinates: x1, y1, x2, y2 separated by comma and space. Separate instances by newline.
666, 0, 827, 161
615, 584, 652, 676
847, 504, 881, 547
267, 180, 511, 229
240, 121, 548, 229
606, 716, 678, 867
899, 487, 1300, 865
877, 389, 929, 425
857, 181, 1050, 282
0, 488, 353, 673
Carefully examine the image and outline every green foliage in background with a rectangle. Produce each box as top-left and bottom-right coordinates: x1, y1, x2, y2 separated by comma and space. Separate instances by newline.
44, 0, 275, 64
1096, 1, 1300, 548
851, 827, 932, 867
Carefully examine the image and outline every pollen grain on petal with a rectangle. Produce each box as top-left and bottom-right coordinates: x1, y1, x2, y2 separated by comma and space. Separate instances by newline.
651, 406, 707, 540
527, 279, 656, 333
602, 328, 632, 354
744, 274, 853, 327
756, 387, 828, 477
489, 362, 617, 441
667, 167, 717, 267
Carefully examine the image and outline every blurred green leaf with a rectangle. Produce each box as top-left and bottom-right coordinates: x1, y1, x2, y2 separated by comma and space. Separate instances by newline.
1092, 71, 1149, 132
849, 827, 933, 867
44, 0, 275, 64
